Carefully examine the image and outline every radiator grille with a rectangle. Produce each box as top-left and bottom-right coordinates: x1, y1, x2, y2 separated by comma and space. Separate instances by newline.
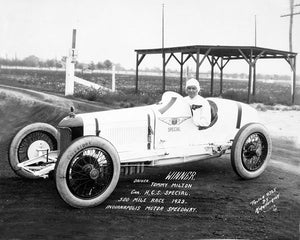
59, 127, 72, 153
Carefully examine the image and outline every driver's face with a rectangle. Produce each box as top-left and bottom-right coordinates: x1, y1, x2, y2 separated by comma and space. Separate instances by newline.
186, 86, 198, 99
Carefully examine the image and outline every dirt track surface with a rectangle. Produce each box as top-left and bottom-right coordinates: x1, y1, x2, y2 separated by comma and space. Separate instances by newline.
0, 85, 299, 240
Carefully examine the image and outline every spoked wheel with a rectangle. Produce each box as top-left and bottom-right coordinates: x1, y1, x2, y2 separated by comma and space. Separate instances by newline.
231, 123, 272, 179
67, 147, 114, 200
19, 132, 53, 161
55, 136, 120, 208
8, 123, 59, 179
241, 133, 268, 171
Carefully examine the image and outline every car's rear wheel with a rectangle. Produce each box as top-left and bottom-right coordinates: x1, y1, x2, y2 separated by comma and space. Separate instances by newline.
8, 122, 59, 179
231, 123, 272, 179
55, 136, 120, 208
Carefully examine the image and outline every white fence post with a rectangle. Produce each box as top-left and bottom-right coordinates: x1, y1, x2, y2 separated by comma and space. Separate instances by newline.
112, 65, 116, 92
65, 29, 77, 96
65, 56, 75, 96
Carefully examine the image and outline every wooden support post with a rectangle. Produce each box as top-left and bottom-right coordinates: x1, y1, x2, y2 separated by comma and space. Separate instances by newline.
284, 56, 297, 104
135, 53, 146, 93
253, 63, 256, 96
247, 51, 253, 103
220, 58, 223, 95
292, 57, 296, 104
196, 50, 200, 80
248, 64, 252, 103
210, 56, 215, 96
239, 48, 254, 103
180, 53, 184, 94
216, 57, 230, 96
252, 51, 264, 97
135, 53, 139, 93
162, 52, 166, 92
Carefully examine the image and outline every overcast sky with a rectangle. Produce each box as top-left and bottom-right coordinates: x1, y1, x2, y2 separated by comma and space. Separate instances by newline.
1, 0, 299, 74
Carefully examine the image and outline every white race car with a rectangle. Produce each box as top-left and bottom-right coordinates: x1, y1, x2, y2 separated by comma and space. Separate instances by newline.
8, 92, 272, 208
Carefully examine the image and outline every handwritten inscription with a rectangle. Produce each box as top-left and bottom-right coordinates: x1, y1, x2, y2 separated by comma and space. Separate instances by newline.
144, 190, 189, 196
118, 197, 130, 202
151, 182, 168, 188
133, 179, 149, 183
250, 188, 280, 214
145, 206, 164, 211
116, 196, 187, 203
166, 207, 197, 213
170, 183, 193, 188
132, 197, 147, 203
105, 205, 141, 211
130, 189, 140, 195
165, 171, 196, 181
105, 171, 198, 213
149, 182, 193, 189
150, 198, 165, 203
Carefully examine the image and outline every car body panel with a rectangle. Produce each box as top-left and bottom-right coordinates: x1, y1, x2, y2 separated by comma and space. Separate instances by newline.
62, 92, 259, 165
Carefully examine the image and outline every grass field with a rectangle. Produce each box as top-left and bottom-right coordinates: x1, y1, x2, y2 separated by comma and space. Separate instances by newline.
0, 68, 299, 107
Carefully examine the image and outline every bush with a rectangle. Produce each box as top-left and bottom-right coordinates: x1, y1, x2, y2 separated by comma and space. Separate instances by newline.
221, 89, 249, 103
73, 87, 161, 108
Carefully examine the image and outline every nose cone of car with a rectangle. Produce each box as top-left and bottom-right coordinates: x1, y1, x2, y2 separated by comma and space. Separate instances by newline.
58, 115, 84, 128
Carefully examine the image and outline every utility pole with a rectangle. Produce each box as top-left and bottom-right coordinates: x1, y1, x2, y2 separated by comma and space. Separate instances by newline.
281, 0, 300, 52
255, 15, 257, 47
162, 3, 165, 50
162, 3, 166, 92
281, 0, 299, 104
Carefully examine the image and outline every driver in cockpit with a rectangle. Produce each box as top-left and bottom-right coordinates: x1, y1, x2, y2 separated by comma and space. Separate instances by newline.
184, 78, 211, 128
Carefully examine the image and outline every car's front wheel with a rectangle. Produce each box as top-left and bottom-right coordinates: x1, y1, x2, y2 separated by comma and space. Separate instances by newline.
231, 123, 272, 179
8, 122, 59, 179
55, 136, 120, 208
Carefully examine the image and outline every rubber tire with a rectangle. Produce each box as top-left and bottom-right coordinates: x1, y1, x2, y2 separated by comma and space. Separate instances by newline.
231, 123, 272, 179
55, 136, 120, 208
8, 122, 59, 179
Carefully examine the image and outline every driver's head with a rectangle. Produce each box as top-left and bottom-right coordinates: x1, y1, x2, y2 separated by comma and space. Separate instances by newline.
186, 78, 200, 98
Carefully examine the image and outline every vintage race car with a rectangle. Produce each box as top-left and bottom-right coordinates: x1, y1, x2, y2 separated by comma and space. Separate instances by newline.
8, 91, 272, 208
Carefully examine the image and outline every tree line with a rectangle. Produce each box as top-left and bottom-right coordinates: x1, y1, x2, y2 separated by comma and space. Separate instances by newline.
0, 55, 294, 80
0, 55, 124, 71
